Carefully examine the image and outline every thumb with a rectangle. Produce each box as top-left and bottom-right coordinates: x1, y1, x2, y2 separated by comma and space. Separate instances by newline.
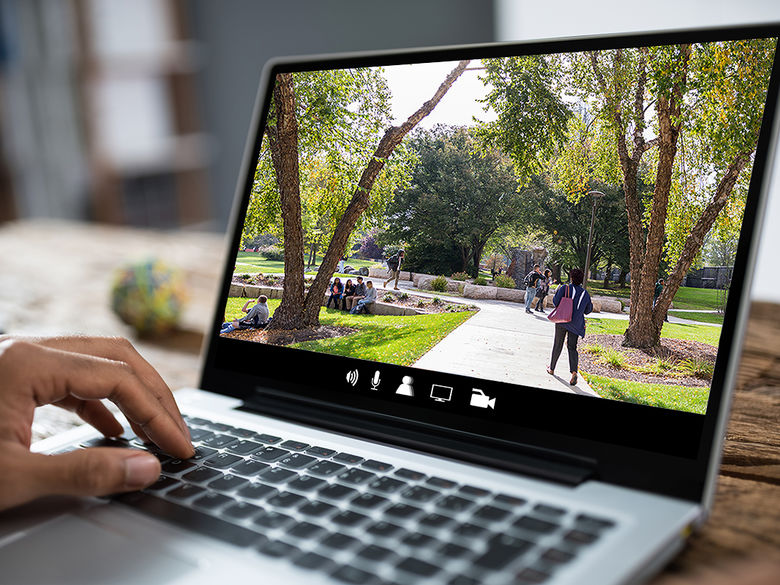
13, 448, 161, 507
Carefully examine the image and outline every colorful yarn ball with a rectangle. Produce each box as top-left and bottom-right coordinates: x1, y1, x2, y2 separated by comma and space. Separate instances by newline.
111, 260, 187, 336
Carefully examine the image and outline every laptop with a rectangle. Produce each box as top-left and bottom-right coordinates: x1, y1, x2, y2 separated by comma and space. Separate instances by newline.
3, 23, 779, 585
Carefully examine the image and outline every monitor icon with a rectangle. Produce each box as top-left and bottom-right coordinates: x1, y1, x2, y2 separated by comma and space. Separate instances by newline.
470, 389, 496, 409
430, 384, 453, 403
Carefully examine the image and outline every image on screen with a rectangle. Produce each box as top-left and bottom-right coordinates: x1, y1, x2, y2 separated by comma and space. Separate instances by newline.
221, 37, 778, 415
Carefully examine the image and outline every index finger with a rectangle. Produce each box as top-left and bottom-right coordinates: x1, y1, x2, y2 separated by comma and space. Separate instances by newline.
6, 341, 193, 458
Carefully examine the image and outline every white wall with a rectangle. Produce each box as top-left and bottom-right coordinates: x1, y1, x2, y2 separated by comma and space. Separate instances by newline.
496, 0, 780, 302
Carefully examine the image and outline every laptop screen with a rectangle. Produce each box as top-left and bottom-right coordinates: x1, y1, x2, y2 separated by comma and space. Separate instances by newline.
207, 26, 780, 462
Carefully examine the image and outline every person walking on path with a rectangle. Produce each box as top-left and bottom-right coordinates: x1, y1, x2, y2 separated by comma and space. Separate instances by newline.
534, 269, 552, 313
547, 268, 593, 386
524, 264, 544, 314
384, 250, 405, 290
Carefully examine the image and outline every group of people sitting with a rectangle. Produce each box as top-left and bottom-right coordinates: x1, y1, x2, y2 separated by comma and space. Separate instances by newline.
326, 276, 377, 314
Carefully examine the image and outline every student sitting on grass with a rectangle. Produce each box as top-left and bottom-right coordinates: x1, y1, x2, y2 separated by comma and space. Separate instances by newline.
349, 281, 376, 314
326, 277, 343, 309
221, 295, 270, 334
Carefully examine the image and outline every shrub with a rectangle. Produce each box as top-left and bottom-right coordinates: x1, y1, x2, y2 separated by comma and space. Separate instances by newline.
493, 274, 516, 289
259, 246, 284, 262
474, 276, 487, 286
399, 292, 409, 301
241, 274, 251, 280
382, 293, 395, 303
583, 344, 605, 356
431, 296, 442, 305
416, 299, 427, 308
450, 271, 469, 281
430, 275, 448, 292
601, 348, 627, 369
680, 357, 714, 380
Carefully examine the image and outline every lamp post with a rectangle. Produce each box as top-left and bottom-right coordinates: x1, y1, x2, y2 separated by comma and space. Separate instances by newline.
584, 190, 605, 290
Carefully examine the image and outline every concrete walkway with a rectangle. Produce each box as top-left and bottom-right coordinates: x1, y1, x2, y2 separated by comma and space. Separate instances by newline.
375, 280, 599, 397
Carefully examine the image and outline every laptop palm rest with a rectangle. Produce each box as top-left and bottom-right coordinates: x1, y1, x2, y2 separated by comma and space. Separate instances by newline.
0, 513, 194, 585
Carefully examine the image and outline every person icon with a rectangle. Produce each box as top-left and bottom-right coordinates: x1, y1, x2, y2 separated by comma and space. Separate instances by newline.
396, 376, 414, 397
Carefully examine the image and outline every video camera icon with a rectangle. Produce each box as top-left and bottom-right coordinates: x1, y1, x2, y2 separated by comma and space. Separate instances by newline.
470, 388, 496, 409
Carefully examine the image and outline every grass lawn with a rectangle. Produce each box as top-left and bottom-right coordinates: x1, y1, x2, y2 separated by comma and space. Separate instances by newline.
235, 252, 380, 276
668, 310, 724, 325
586, 317, 721, 347
583, 373, 709, 414
223, 297, 477, 366
584, 284, 721, 311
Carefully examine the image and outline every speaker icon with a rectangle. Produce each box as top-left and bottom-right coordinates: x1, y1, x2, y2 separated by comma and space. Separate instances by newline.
346, 370, 359, 386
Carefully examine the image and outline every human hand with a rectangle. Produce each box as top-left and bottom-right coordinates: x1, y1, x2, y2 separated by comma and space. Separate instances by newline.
0, 335, 194, 511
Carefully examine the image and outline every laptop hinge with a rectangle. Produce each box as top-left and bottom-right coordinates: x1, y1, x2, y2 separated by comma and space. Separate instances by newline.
241, 388, 596, 487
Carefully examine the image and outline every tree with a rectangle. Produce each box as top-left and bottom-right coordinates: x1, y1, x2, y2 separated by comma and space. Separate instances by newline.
266, 62, 471, 329
383, 125, 520, 277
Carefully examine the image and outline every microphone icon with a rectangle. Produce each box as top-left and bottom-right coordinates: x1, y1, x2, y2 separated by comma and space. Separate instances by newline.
370, 370, 381, 391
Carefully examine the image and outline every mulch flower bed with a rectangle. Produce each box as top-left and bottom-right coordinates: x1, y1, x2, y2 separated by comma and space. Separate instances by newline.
579, 334, 716, 387
224, 325, 357, 346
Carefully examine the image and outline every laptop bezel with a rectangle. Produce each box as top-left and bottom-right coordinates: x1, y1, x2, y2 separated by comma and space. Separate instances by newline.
200, 23, 780, 504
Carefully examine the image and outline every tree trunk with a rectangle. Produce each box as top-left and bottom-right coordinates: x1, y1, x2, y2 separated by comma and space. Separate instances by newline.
296, 60, 472, 327
265, 73, 305, 330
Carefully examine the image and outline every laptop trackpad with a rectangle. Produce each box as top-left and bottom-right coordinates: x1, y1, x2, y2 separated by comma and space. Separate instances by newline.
0, 513, 194, 585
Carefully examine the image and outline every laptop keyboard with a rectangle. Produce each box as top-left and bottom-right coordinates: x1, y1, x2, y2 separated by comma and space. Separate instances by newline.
80, 415, 616, 585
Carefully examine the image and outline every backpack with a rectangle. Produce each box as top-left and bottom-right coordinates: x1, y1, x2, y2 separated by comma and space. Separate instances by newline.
523, 271, 535, 288
387, 254, 399, 271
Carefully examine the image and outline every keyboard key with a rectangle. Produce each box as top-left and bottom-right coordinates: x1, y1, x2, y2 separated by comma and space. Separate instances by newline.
494, 494, 527, 508
143, 475, 178, 493
321, 532, 360, 551
333, 452, 363, 465
190, 446, 217, 463
81, 436, 130, 449
338, 468, 376, 485
474, 534, 534, 570
114, 493, 260, 547
395, 468, 426, 481
252, 511, 294, 530
575, 514, 616, 530
449, 577, 481, 585
563, 529, 599, 545
396, 557, 439, 578
306, 446, 337, 457
294, 551, 333, 571
459, 485, 491, 498
368, 477, 406, 493
222, 502, 263, 520
230, 427, 256, 438
188, 428, 214, 442
183, 416, 209, 426
161, 459, 196, 474
167, 484, 206, 501
288, 521, 326, 540
453, 523, 489, 540
473, 505, 512, 524
436, 495, 473, 513
252, 446, 290, 462
401, 533, 437, 549
226, 440, 263, 456
541, 548, 576, 565
438, 542, 471, 559
362, 459, 393, 472
287, 475, 326, 492
258, 540, 299, 559
419, 513, 455, 530
201, 434, 238, 449
426, 477, 457, 489
516, 567, 551, 584
318, 484, 358, 501
357, 544, 395, 563
266, 491, 306, 509
237, 482, 278, 501
280, 440, 309, 451
182, 467, 222, 484
512, 515, 559, 535
351, 492, 389, 510
308, 461, 346, 477
231, 459, 269, 477
330, 565, 373, 584
278, 453, 316, 470
366, 521, 404, 539
533, 503, 567, 517
253, 433, 282, 444
299, 500, 337, 518
208, 474, 248, 493
205, 422, 234, 432
258, 467, 297, 484
401, 486, 438, 503
205, 452, 243, 470
331, 510, 369, 528
385, 503, 423, 521
193, 492, 232, 511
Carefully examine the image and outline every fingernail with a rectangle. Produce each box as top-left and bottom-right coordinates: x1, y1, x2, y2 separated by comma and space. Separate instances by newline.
124, 454, 160, 489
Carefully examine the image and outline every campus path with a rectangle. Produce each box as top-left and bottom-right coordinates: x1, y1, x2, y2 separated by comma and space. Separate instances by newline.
381, 281, 599, 397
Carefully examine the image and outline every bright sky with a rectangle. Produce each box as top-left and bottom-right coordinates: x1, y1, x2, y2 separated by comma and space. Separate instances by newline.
382, 60, 497, 128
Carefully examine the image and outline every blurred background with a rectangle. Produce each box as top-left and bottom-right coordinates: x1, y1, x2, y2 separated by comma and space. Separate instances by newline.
0, 0, 778, 301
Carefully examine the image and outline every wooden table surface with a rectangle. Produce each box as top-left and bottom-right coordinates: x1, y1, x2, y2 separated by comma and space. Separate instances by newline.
1, 220, 778, 583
